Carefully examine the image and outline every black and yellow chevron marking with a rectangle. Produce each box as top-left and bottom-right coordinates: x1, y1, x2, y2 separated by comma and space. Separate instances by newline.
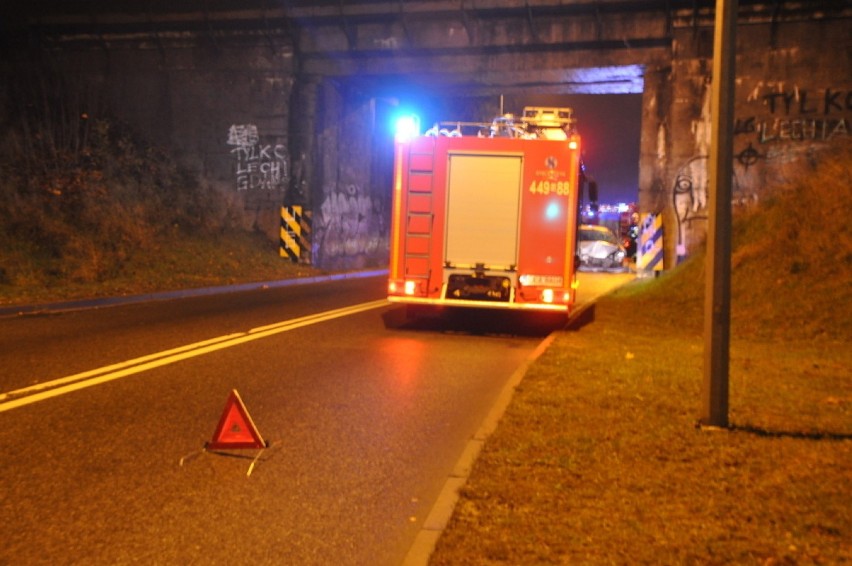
637, 213, 664, 272
280, 206, 312, 263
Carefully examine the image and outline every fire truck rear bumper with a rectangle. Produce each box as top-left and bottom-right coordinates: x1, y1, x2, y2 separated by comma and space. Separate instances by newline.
387, 295, 570, 312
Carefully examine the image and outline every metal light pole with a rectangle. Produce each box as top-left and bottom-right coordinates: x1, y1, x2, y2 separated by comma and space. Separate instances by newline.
701, 0, 738, 428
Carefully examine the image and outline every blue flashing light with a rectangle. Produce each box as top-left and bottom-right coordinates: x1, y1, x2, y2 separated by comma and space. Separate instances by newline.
395, 114, 421, 142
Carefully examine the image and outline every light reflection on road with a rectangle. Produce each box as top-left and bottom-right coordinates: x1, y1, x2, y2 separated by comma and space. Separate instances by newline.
575, 270, 636, 306
378, 336, 427, 393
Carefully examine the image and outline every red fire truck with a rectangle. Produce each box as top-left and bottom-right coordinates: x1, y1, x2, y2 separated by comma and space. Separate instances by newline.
387, 107, 583, 313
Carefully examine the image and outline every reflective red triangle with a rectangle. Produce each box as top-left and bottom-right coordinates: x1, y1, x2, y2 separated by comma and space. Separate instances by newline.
207, 389, 266, 449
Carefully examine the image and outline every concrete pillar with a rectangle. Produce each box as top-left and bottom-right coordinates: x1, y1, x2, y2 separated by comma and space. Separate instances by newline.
638, 63, 677, 271
287, 76, 320, 208
308, 79, 390, 269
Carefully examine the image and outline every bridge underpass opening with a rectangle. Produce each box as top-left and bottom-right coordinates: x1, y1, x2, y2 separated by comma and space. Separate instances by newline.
361, 65, 644, 209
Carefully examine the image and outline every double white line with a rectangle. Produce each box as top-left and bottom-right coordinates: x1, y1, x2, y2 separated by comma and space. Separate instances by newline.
0, 300, 387, 413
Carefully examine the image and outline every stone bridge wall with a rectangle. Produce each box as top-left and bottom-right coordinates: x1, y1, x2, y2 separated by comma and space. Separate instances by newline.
643, 14, 851, 265
1, 2, 848, 269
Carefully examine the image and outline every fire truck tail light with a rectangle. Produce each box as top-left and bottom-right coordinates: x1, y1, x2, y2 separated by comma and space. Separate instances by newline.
389, 279, 419, 296
568, 140, 578, 150
541, 288, 555, 303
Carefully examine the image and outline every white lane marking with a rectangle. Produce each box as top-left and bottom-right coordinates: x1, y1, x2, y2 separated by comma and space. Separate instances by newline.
0, 300, 388, 413
0, 334, 245, 402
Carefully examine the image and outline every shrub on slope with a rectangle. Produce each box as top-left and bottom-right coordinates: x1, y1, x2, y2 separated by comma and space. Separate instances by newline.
0, 109, 242, 287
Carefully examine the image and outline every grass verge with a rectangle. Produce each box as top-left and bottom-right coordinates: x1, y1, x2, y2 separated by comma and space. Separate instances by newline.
0, 232, 325, 307
430, 294, 851, 564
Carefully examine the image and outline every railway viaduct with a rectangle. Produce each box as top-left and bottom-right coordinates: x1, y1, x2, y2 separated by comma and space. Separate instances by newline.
1, 1, 849, 270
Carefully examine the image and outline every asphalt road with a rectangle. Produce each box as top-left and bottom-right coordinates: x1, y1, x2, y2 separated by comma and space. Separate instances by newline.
0, 271, 632, 565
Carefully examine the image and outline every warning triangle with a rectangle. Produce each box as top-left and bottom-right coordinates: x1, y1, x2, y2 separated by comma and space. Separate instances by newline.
206, 389, 267, 450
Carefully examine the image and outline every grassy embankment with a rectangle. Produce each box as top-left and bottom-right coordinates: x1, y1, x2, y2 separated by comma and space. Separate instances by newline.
431, 144, 851, 564
0, 87, 323, 307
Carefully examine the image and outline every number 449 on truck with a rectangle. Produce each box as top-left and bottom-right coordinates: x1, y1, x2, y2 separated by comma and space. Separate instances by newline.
387, 107, 583, 314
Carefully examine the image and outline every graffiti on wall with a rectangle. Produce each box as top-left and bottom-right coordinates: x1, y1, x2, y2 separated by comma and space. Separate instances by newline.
735, 84, 850, 167
672, 82, 712, 259
314, 183, 387, 269
672, 155, 709, 259
671, 82, 850, 259
226, 124, 288, 191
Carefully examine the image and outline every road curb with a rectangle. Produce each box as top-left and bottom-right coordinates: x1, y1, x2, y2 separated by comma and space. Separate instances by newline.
402, 296, 599, 564
0, 269, 388, 317
402, 330, 560, 566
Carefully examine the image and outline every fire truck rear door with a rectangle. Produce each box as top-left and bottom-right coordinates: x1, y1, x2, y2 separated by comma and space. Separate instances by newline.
445, 153, 523, 269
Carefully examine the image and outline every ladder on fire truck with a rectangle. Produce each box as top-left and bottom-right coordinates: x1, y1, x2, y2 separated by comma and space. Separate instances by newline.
403, 137, 436, 292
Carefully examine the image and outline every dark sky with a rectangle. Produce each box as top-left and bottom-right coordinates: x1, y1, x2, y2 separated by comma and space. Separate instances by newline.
507, 93, 643, 205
